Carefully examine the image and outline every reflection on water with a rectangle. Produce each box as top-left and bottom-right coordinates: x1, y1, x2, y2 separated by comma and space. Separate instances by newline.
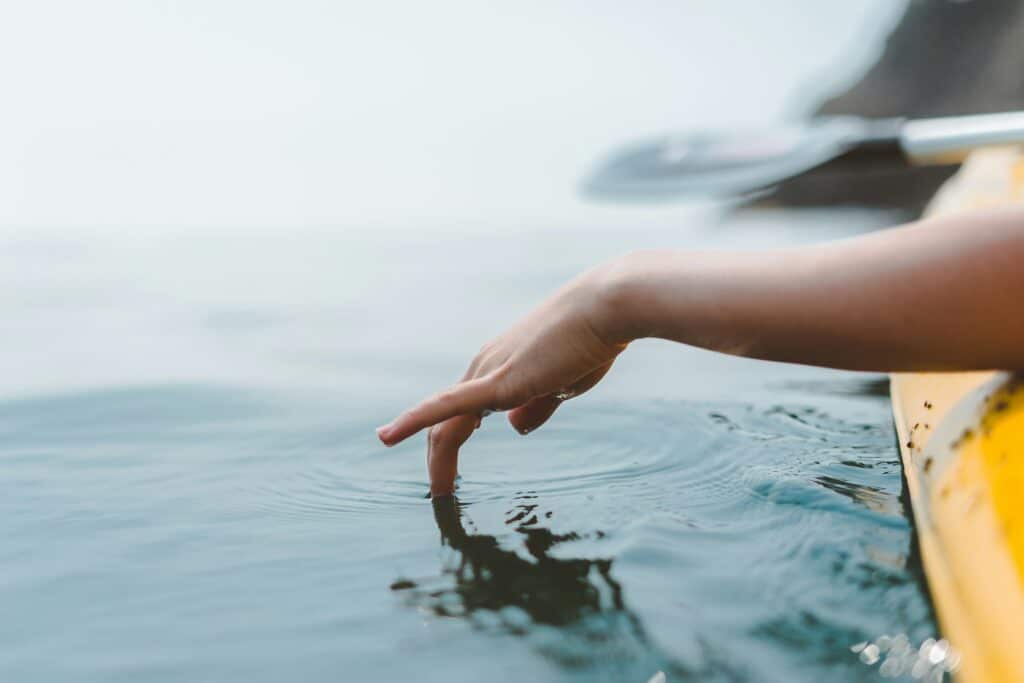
392, 495, 670, 677
374, 393, 937, 682
421, 494, 622, 628
773, 377, 892, 400
0, 379, 941, 682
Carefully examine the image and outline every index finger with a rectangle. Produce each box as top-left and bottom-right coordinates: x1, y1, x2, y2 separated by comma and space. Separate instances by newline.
376, 376, 496, 446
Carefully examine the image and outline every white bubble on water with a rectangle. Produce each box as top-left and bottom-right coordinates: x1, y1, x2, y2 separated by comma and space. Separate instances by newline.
851, 633, 959, 680
860, 643, 881, 665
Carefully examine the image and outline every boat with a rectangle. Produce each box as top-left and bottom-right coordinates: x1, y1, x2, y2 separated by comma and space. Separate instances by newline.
891, 146, 1024, 682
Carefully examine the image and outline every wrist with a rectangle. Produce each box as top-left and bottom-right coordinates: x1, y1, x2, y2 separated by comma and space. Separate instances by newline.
593, 250, 662, 344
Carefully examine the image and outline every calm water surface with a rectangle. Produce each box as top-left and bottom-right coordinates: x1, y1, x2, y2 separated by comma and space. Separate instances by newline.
0, 213, 936, 682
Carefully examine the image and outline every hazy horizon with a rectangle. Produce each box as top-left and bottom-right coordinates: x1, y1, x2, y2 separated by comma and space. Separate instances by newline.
1, 1, 904, 231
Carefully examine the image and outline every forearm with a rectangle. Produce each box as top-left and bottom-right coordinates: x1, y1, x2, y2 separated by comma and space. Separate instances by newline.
605, 208, 1024, 372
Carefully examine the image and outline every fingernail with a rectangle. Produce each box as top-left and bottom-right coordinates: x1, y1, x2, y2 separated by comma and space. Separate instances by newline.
517, 426, 531, 435
376, 425, 392, 445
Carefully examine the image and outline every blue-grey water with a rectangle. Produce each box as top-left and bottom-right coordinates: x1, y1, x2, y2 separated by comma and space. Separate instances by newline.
0, 212, 937, 682
0, 2, 936, 680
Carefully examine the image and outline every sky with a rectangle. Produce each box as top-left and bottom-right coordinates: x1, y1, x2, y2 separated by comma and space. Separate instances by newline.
0, 1, 905, 230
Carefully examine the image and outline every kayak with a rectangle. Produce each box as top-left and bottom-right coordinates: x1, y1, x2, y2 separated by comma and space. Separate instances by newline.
891, 147, 1024, 682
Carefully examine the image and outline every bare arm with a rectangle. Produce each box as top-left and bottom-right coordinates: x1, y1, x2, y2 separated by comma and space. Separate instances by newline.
609, 207, 1024, 371
378, 207, 1024, 494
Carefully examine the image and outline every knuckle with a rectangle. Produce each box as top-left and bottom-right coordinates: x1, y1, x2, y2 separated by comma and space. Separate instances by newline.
490, 364, 527, 408
464, 353, 486, 380
467, 348, 494, 379
490, 361, 512, 382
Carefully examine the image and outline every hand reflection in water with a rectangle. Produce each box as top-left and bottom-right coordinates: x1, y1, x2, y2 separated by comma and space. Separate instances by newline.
428, 494, 621, 626
392, 495, 675, 676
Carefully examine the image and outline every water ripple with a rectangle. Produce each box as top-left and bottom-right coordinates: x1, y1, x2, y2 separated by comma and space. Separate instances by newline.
373, 397, 932, 680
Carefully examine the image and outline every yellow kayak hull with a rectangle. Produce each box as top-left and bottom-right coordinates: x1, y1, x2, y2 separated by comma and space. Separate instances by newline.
891, 148, 1024, 682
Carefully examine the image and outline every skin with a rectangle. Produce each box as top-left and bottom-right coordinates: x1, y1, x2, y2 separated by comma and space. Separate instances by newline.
376, 207, 1024, 496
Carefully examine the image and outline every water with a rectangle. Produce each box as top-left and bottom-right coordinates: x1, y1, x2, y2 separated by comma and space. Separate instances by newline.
0, 214, 938, 682
0, 3, 935, 680
0, 381, 936, 682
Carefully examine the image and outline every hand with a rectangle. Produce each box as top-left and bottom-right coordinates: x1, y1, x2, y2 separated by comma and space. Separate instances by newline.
376, 261, 631, 496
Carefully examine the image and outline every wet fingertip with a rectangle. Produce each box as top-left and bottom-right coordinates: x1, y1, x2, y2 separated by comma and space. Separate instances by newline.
429, 472, 461, 498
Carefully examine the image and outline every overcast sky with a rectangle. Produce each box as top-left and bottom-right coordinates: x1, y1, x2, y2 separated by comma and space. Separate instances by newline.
0, 1, 904, 230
